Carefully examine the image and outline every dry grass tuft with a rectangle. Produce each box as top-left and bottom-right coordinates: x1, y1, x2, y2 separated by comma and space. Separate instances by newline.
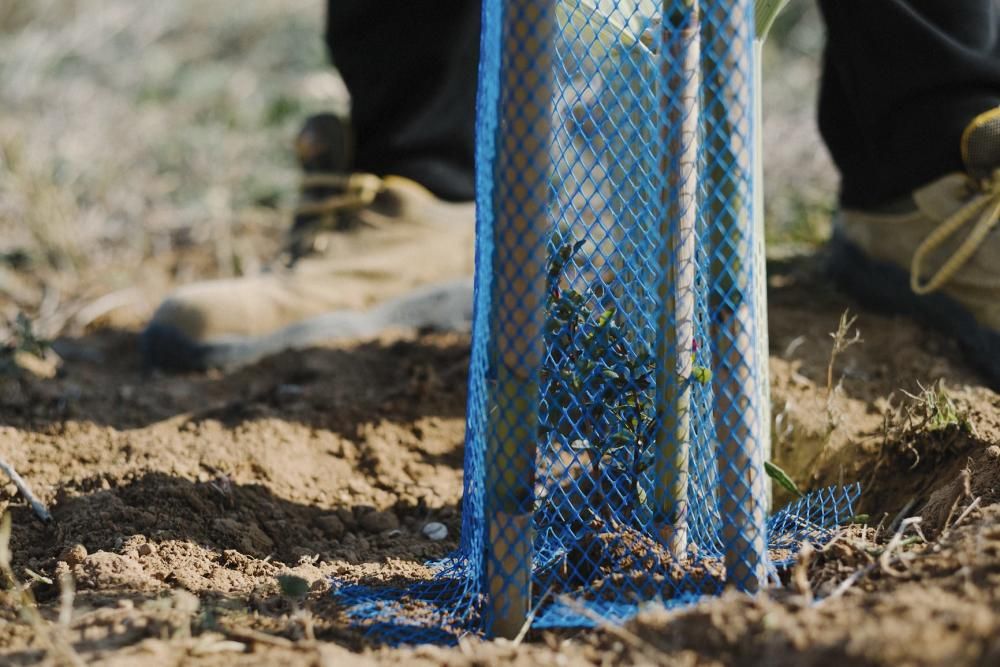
0, 0, 345, 336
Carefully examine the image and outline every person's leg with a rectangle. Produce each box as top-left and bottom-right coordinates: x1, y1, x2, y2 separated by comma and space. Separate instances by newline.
141, 2, 481, 371
820, 0, 1000, 388
325, 0, 480, 202
818, 0, 1000, 209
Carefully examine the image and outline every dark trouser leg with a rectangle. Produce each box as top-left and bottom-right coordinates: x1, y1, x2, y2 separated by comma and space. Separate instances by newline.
818, 0, 1000, 209
325, 1, 480, 202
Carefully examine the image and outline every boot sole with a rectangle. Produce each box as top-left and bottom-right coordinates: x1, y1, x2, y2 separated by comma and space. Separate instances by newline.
141, 279, 475, 372
828, 229, 1000, 389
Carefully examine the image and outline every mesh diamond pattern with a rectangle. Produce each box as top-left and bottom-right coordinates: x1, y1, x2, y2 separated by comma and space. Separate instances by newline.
333, 0, 859, 643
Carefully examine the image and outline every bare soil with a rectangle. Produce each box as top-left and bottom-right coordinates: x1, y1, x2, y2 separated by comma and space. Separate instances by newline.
4, 2, 1000, 665
2, 254, 1000, 666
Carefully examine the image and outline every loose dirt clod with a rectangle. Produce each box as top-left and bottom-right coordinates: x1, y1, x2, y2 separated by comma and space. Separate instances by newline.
59, 544, 88, 567
359, 510, 400, 534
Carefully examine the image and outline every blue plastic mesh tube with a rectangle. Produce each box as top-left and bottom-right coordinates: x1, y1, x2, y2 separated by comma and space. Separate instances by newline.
327, 1, 863, 644
700, 0, 769, 591
485, 0, 555, 639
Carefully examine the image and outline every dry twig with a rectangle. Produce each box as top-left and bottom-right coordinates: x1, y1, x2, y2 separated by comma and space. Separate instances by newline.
826, 310, 862, 395
0, 456, 51, 523
816, 515, 924, 605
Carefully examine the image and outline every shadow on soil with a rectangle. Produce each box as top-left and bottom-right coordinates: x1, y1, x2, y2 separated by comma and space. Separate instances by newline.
3, 469, 463, 660
5, 253, 989, 436
10, 470, 461, 573
2, 331, 471, 436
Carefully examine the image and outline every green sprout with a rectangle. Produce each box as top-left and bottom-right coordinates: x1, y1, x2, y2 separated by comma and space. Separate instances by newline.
538, 231, 709, 523
3, 313, 49, 357
276, 574, 310, 599
764, 460, 801, 498
1, 313, 52, 376
692, 364, 713, 385
901, 381, 975, 435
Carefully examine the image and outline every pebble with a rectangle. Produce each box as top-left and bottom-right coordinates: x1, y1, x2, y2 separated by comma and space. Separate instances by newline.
422, 522, 448, 541
986, 445, 1000, 460
13, 350, 59, 379
138, 543, 156, 557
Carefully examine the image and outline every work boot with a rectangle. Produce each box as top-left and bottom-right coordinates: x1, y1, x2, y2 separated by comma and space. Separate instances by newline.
829, 107, 1000, 387
141, 114, 475, 371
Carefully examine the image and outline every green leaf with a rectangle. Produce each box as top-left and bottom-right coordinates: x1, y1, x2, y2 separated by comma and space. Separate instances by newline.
765, 461, 801, 498
277, 574, 310, 598
610, 432, 632, 447
596, 308, 616, 328
565, 289, 585, 305
692, 366, 713, 385
755, 0, 792, 41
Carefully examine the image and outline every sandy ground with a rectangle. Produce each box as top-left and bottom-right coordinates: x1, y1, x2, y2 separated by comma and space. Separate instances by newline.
3, 2, 1000, 666
3, 255, 1000, 666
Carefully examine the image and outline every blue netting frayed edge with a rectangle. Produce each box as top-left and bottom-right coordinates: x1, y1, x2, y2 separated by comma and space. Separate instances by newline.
768, 482, 862, 568
330, 555, 483, 646
330, 483, 861, 646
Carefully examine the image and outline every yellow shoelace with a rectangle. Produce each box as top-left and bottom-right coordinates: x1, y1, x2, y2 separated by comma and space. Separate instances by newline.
284, 172, 384, 263
911, 170, 1000, 295
293, 172, 383, 219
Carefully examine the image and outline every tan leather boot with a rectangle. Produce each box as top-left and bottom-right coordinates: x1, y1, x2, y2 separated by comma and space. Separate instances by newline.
142, 116, 475, 370
829, 107, 1000, 387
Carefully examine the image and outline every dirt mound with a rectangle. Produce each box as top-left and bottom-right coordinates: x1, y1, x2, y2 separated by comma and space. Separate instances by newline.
625, 506, 1000, 667
2, 256, 1000, 666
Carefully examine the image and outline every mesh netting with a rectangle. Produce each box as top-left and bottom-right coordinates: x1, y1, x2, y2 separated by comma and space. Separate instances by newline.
333, 0, 859, 643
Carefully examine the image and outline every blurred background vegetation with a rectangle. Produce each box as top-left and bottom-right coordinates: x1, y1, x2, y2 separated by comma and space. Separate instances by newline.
0, 0, 834, 341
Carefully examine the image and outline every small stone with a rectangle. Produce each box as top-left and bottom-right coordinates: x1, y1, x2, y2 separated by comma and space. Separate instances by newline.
422, 522, 448, 541
14, 350, 59, 379
60, 544, 87, 566
317, 514, 345, 539
359, 510, 399, 534
986, 445, 1000, 460
138, 543, 156, 557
